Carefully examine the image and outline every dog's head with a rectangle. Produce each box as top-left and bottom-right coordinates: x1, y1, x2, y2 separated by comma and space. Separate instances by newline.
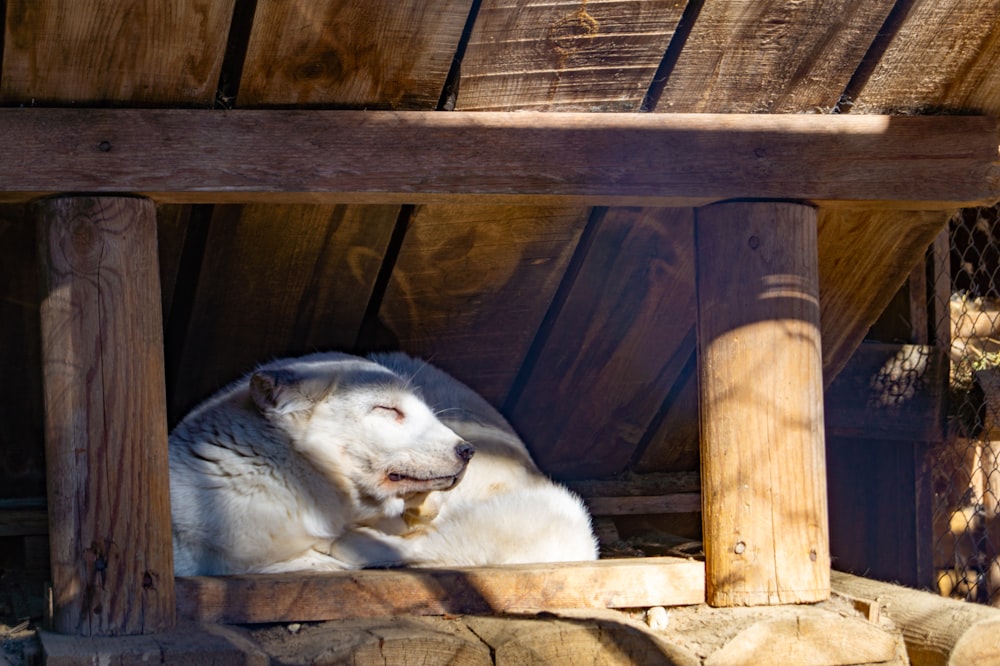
248, 353, 473, 515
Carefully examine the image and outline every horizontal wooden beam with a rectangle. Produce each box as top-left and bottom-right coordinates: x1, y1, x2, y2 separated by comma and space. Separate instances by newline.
175, 556, 705, 624
584, 494, 702, 515
2, 109, 997, 207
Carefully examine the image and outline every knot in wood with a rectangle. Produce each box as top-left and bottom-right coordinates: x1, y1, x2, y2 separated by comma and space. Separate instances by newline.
547, 8, 600, 56
69, 219, 100, 261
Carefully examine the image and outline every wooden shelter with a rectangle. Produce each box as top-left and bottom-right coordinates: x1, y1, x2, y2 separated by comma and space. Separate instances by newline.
2, 0, 1000, 663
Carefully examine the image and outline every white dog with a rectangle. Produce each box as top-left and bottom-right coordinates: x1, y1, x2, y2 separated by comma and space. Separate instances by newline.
331, 352, 599, 568
169, 351, 596, 575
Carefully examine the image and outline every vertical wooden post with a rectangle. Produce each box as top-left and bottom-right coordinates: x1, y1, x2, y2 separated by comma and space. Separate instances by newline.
36, 196, 175, 635
696, 201, 830, 607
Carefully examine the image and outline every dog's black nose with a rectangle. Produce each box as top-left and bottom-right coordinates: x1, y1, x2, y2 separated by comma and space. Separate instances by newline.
455, 442, 475, 463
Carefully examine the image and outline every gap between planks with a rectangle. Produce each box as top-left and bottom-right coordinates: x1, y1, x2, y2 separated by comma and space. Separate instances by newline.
175, 556, 705, 624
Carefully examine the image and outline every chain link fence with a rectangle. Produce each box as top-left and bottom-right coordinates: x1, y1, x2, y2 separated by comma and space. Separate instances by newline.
933, 203, 1000, 606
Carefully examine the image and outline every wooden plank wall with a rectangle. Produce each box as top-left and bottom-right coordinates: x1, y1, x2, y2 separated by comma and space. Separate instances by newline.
0, 0, 236, 492
3, 0, 1000, 502
632, 0, 899, 474
385, 0, 685, 417
167, 1, 472, 417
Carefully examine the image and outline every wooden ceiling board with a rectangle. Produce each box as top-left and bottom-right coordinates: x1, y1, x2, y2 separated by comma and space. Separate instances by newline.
635, 0, 897, 473
655, 0, 897, 113
169, 0, 472, 415
456, 0, 687, 111
239, 0, 474, 108
508, 207, 697, 479
378, 204, 588, 405
817, 208, 953, 384
848, 0, 1000, 116
391, 0, 692, 460
375, 0, 685, 406
1, 0, 235, 105
169, 203, 399, 418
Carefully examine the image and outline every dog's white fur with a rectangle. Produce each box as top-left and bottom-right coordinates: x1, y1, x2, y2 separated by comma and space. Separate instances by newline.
169, 351, 597, 574
330, 353, 599, 568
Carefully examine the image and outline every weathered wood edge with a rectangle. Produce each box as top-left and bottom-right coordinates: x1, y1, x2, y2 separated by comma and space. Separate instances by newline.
831, 570, 1000, 666
175, 556, 706, 624
2, 110, 997, 207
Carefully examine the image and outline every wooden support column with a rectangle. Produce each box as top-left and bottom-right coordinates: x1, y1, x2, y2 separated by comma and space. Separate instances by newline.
36, 196, 174, 635
696, 201, 830, 607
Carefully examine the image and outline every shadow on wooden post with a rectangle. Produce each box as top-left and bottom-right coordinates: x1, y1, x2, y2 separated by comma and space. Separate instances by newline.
36, 195, 175, 635
696, 201, 830, 607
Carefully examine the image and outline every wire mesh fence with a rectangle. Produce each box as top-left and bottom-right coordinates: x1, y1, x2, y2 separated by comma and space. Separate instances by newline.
933, 203, 1000, 606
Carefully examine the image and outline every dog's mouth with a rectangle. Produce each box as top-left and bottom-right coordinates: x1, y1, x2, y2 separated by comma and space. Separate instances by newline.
385, 471, 462, 494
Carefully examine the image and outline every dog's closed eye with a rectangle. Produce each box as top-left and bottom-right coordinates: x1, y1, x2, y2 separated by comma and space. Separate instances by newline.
373, 405, 405, 422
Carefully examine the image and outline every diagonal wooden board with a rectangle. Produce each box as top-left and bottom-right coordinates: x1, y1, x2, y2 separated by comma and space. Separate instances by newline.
1, 0, 235, 105
168, 0, 473, 414
238, 0, 473, 109
375, 0, 687, 405
654, 0, 898, 113
509, 207, 697, 478
847, 0, 1000, 116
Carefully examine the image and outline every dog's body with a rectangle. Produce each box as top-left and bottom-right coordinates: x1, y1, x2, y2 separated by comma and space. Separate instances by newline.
330, 353, 599, 568
169, 351, 597, 575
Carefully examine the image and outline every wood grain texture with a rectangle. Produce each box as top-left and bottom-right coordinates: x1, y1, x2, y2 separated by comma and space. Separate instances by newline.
170, 204, 397, 416
457, 0, 685, 111
401, 0, 685, 408
817, 208, 952, 384
827, 435, 932, 591
633, 360, 700, 474
654, 0, 896, 113
640, 0, 898, 479
36, 196, 174, 635
509, 207, 696, 479
696, 202, 829, 607
378, 203, 587, 404
239, 0, 472, 108
2, 109, 996, 207
848, 0, 1000, 116
176, 557, 706, 624
180, 0, 470, 421
832, 570, 1000, 666
1, 0, 235, 105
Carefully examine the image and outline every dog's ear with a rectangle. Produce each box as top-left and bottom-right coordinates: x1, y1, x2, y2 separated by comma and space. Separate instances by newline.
250, 369, 314, 415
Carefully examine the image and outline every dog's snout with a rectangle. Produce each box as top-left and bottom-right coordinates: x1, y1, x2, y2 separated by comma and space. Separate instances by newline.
455, 442, 475, 463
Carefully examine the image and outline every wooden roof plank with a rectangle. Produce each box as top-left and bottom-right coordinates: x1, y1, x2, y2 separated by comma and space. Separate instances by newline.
2, 109, 996, 207
457, 0, 686, 111
383, 0, 687, 407
168, 204, 400, 418
238, 0, 473, 108
169, 0, 473, 414
379, 203, 588, 405
509, 207, 696, 479
1, 0, 236, 105
817, 208, 955, 384
637, 0, 925, 475
848, 0, 1000, 116
654, 0, 897, 113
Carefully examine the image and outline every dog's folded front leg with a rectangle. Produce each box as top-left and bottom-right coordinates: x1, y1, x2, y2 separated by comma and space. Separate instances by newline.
256, 540, 356, 573
326, 526, 415, 569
